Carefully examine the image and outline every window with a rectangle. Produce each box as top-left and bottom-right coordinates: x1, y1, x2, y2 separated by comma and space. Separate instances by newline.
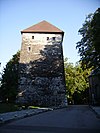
28, 46, 31, 52
47, 37, 49, 40
32, 36, 34, 39
52, 37, 56, 40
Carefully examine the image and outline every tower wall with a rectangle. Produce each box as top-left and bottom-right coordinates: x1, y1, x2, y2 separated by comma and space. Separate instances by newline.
18, 33, 67, 107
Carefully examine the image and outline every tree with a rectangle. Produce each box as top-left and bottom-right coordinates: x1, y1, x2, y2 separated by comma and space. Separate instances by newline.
76, 8, 100, 69
0, 51, 20, 103
64, 58, 91, 104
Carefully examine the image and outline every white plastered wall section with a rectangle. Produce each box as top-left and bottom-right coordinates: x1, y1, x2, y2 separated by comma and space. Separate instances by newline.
20, 33, 62, 64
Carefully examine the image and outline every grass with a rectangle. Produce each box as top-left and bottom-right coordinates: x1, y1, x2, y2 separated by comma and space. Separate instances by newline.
0, 103, 42, 113
0, 103, 19, 113
28, 106, 41, 109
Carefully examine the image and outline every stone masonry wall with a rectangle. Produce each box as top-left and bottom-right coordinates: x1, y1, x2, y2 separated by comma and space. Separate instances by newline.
18, 33, 67, 107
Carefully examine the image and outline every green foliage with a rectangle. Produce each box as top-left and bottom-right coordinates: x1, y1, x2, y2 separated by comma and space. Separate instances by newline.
0, 103, 19, 113
64, 58, 91, 104
76, 8, 100, 69
0, 51, 20, 103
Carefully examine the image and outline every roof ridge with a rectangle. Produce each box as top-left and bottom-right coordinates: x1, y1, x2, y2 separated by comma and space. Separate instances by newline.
21, 20, 64, 33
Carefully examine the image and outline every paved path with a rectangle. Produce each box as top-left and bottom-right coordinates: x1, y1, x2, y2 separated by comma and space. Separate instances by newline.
0, 105, 100, 133
0, 108, 52, 123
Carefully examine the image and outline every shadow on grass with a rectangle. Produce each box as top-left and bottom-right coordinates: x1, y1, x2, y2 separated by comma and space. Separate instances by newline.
0, 103, 19, 113
0, 103, 44, 113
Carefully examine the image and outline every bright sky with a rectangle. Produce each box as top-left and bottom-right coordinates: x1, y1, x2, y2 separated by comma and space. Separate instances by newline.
0, 0, 99, 72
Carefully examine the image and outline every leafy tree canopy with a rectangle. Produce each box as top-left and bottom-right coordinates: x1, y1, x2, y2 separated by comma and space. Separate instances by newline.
0, 51, 20, 103
64, 58, 91, 104
76, 8, 100, 69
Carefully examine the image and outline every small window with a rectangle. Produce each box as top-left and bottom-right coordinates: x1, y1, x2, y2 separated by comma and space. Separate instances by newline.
28, 46, 31, 52
32, 36, 34, 39
47, 37, 49, 40
52, 37, 56, 40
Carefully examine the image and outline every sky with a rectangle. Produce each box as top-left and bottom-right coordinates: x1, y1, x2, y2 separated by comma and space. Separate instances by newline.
0, 0, 100, 72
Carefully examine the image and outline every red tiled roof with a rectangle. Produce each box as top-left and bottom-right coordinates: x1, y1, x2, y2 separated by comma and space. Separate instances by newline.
21, 20, 64, 33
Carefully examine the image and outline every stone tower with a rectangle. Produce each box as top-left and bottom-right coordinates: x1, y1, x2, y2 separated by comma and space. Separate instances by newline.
18, 20, 67, 107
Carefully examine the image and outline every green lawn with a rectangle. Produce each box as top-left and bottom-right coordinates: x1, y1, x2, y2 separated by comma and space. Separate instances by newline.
0, 103, 19, 113
0, 103, 42, 113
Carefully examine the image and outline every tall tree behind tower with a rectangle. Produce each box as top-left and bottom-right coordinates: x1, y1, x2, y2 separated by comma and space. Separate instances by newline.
76, 8, 100, 69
